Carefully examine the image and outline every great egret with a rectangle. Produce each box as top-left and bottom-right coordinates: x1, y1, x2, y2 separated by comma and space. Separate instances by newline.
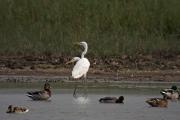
66, 41, 90, 98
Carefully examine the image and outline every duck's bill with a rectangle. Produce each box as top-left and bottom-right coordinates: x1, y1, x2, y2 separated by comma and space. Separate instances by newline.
160, 91, 166, 94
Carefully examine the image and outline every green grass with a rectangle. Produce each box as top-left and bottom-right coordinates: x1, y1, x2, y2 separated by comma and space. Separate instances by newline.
0, 0, 180, 56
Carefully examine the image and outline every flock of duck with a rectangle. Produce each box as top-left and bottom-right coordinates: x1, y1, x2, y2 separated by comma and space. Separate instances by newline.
99, 85, 180, 108
145, 85, 180, 107
6, 82, 180, 114
6, 81, 51, 114
5, 41, 180, 113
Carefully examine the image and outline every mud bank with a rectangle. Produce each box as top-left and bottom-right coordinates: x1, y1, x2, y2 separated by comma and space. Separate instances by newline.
0, 54, 180, 88
0, 69, 180, 89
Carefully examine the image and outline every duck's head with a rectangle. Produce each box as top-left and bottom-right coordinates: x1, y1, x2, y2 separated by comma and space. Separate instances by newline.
6, 105, 13, 113
44, 81, 51, 91
146, 99, 156, 106
44, 82, 51, 97
116, 96, 124, 103
171, 85, 178, 91
118, 96, 124, 101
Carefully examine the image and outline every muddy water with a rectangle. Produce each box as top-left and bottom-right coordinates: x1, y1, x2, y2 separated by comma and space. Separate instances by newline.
0, 87, 180, 120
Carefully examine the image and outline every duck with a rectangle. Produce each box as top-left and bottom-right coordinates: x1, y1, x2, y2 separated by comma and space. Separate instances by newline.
146, 98, 168, 107
27, 81, 51, 100
6, 105, 29, 113
99, 96, 124, 103
160, 85, 180, 100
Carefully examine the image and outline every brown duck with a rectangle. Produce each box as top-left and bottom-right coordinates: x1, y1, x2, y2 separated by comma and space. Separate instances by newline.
6, 105, 29, 113
146, 98, 168, 107
27, 81, 51, 100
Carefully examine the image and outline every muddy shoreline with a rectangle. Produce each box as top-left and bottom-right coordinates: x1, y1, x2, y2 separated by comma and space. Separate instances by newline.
0, 54, 180, 84
0, 68, 180, 82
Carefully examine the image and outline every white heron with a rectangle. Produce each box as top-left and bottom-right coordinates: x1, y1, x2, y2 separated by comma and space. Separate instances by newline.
66, 41, 90, 98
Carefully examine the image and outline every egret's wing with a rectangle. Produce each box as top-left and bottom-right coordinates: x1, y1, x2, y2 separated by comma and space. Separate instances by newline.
72, 58, 90, 79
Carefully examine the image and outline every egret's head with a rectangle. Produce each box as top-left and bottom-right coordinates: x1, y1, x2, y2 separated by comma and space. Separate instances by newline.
75, 41, 88, 48
74, 41, 88, 58
66, 57, 80, 64
79, 41, 87, 45
80, 41, 88, 48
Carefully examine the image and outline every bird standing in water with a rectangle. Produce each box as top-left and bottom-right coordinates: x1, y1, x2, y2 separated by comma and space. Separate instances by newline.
66, 41, 90, 98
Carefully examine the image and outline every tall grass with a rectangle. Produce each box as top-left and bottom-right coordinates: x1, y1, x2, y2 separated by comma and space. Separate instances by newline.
0, 0, 180, 56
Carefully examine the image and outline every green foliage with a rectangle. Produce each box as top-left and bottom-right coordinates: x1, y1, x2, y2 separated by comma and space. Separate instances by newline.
0, 0, 180, 56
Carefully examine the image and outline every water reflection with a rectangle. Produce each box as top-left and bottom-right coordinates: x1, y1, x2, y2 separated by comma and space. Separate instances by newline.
0, 83, 180, 120
0, 88, 180, 120
74, 97, 90, 104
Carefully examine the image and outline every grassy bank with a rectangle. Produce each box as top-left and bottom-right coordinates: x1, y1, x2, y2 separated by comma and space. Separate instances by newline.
0, 0, 180, 56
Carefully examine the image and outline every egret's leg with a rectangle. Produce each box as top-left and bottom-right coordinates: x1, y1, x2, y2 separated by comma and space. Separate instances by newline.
83, 74, 88, 98
73, 75, 88, 98
73, 85, 77, 98
73, 77, 83, 98
73, 78, 80, 98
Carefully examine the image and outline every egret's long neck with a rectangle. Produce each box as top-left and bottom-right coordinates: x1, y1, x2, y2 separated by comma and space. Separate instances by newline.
81, 44, 88, 58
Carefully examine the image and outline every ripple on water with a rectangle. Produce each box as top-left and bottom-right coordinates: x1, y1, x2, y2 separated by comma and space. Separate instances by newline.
74, 97, 90, 104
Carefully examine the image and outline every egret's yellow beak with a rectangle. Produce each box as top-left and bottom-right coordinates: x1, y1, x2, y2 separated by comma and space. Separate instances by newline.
73, 42, 80, 46
65, 60, 73, 65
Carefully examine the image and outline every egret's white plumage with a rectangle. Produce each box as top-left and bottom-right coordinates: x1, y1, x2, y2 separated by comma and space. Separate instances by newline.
72, 58, 90, 79
70, 42, 90, 79
67, 41, 90, 99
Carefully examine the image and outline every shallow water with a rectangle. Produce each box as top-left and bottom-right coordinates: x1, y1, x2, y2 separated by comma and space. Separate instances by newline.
0, 88, 180, 120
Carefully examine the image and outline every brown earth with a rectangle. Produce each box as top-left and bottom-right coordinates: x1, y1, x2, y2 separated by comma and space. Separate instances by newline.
0, 52, 180, 82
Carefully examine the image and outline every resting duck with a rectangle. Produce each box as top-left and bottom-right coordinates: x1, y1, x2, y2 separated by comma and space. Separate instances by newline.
160, 85, 180, 100
99, 96, 124, 103
146, 98, 168, 107
6, 105, 29, 113
27, 81, 51, 100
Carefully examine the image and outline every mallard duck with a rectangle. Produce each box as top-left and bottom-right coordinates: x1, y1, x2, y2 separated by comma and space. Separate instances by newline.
160, 85, 179, 100
99, 96, 124, 103
27, 81, 51, 100
6, 105, 29, 113
146, 98, 168, 107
